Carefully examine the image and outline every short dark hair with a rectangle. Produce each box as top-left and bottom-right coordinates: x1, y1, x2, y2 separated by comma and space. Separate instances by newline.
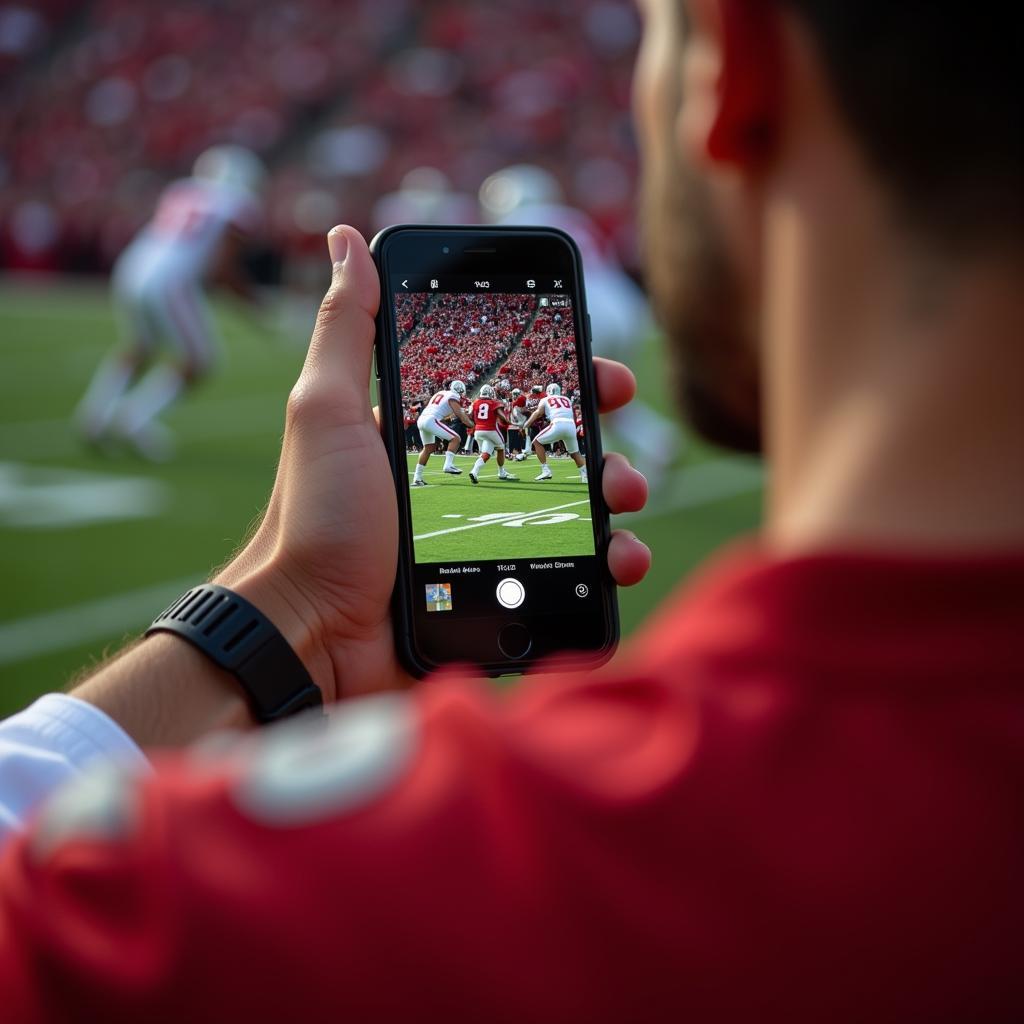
782, 1, 1022, 249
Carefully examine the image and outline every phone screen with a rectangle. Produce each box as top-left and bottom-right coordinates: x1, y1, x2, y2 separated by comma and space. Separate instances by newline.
378, 232, 616, 674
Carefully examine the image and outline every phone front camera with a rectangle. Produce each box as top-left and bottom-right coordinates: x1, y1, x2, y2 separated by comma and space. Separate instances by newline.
442, 245, 450, 254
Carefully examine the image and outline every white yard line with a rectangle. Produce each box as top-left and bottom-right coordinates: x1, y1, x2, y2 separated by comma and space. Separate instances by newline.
0, 459, 764, 666
0, 461, 170, 529
413, 499, 591, 540
0, 394, 287, 458
0, 575, 201, 667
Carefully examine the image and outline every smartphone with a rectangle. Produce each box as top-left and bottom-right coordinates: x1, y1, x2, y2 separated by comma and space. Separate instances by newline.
371, 225, 618, 677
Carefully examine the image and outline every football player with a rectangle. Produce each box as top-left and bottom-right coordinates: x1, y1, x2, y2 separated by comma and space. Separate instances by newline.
526, 385, 544, 448
412, 380, 473, 485
524, 383, 587, 482
75, 145, 265, 460
468, 385, 517, 484
506, 387, 528, 455
574, 403, 586, 457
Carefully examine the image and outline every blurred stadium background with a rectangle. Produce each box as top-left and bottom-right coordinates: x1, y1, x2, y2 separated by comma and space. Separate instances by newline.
0, 0, 761, 716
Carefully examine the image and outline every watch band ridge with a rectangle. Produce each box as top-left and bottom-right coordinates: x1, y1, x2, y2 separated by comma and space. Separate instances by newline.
146, 584, 323, 724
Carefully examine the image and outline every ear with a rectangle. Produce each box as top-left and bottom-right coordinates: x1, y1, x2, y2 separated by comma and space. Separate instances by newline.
684, 0, 783, 169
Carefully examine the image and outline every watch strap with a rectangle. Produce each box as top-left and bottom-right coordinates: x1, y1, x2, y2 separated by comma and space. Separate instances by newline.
146, 584, 323, 724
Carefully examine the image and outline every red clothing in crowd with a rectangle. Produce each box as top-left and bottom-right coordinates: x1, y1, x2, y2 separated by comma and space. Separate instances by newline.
1, 547, 1021, 1022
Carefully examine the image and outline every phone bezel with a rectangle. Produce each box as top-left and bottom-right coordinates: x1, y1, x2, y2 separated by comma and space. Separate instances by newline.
370, 224, 619, 678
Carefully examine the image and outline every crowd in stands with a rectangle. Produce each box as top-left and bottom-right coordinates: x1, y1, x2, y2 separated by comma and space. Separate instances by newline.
394, 292, 430, 335
0, 1, 74, 81
0, 0, 639, 278
1, 0, 396, 271
497, 306, 580, 397
398, 292, 535, 403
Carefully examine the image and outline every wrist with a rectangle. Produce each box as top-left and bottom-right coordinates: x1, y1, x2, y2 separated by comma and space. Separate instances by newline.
213, 557, 336, 703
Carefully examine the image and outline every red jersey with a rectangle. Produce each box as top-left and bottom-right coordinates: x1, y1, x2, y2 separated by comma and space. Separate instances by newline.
2, 547, 1021, 1021
471, 397, 506, 432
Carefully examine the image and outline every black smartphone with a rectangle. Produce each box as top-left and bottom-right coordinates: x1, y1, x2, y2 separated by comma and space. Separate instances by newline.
371, 225, 618, 677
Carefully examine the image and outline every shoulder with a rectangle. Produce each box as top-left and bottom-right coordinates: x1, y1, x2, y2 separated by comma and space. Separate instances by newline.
3, 668, 700, 1013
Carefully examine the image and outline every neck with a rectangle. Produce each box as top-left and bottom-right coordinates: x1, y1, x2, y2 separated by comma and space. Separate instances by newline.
763, 194, 1024, 555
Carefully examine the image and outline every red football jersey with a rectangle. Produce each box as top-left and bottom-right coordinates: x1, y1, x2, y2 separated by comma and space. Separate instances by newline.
1, 547, 1021, 1021
471, 397, 505, 431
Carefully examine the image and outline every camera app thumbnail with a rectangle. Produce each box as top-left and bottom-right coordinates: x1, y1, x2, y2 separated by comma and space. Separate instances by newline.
425, 582, 453, 612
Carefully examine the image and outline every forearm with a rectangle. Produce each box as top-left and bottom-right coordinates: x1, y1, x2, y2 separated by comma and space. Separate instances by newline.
70, 561, 331, 749
0, 570, 305, 846
70, 634, 253, 748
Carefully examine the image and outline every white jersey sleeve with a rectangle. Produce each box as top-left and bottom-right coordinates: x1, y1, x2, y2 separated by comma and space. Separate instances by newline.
140, 179, 261, 277
0, 694, 149, 852
442, 390, 463, 416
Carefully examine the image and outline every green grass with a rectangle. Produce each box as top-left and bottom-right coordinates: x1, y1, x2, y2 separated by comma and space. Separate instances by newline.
0, 279, 762, 717
408, 451, 595, 562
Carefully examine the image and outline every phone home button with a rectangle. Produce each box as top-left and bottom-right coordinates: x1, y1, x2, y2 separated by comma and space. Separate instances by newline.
498, 623, 532, 660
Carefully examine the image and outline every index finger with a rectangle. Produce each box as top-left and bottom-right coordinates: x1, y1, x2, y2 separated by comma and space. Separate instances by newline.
594, 358, 637, 414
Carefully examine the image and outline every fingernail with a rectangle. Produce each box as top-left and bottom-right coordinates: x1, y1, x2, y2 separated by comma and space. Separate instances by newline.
328, 226, 349, 266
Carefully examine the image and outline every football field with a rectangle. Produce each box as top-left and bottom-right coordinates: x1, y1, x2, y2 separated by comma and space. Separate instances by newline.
0, 279, 763, 716
409, 451, 596, 562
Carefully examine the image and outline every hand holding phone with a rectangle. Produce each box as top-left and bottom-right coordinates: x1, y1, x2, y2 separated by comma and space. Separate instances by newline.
219, 226, 650, 699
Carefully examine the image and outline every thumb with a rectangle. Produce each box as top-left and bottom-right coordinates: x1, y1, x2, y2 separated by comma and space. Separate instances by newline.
298, 226, 381, 414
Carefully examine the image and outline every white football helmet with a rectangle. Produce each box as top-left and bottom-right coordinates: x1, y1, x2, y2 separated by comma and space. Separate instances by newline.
546, 383, 561, 396
479, 384, 496, 399
193, 145, 266, 195
479, 164, 564, 220
450, 380, 466, 395
500, 379, 510, 391
512, 388, 522, 397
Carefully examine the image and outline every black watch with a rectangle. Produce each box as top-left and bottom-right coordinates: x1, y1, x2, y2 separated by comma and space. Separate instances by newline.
146, 584, 324, 724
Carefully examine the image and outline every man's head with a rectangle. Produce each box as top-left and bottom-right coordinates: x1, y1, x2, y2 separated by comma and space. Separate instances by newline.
634, 0, 1022, 454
